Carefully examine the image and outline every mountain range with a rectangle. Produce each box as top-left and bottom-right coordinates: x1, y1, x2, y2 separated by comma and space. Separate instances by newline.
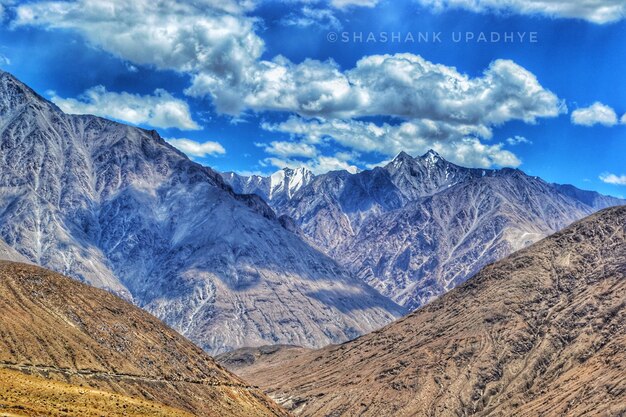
223, 205, 626, 417
0, 70, 404, 354
225, 151, 625, 309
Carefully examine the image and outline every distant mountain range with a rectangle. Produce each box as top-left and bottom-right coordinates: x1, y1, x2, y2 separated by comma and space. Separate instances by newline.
0, 70, 404, 354
222, 167, 314, 204
225, 151, 625, 309
224, 205, 626, 417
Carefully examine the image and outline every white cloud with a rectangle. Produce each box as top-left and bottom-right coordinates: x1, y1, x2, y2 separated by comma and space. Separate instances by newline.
0, 53, 10, 66
282, 7, 342, 30
12, 0, 568, 173
166, 138, 226, 158
571, 102, 618, 127
14, 0, 265, 115
506, 135, 532, 145
330, 0, 380, 9
189, 54, 565, 123
13, 2, 565, 123
50, 86, 201, 130
416, 0, 626, 24
263, 154, 359, 174
600, 173, 626, 185
343, 55, 565, 123
621, 113, 626, 124
258, 141, 319, 158
263, 116, 522, 168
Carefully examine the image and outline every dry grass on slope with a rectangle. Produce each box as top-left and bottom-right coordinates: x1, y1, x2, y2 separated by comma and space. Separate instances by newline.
0, 368, 194, 417
0, 261, 289, 417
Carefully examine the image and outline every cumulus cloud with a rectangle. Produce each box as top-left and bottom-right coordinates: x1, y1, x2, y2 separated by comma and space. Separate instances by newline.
281, 6, 342, 30
341, 55, 565, 123
263, 116, 522, 168
416, 0, 626, 24
190, 54, 566, 123
600, 173, 626, 185
166, 138, 226, 158
571, 102, 618, 127
621, 113, 626, 124
14, 0, 265, 115
506, 135, 532, 145
12, 0, 567, 172
50, 86, 201, 130
263, 154, 359, 174
258, 141, 319, 158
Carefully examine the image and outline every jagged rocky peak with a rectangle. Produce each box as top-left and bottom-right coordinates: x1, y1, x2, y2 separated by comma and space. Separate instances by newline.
420, 149, 444, 164
391, 150, 414, 162
386, 149, 452, 179
0, 70, 55, 114
386, 151, 415, 170
388, 149, 444, 166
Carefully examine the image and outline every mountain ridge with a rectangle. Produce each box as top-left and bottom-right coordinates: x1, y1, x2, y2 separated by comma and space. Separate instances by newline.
0, 70, 405, 354
224, 151, 625, 309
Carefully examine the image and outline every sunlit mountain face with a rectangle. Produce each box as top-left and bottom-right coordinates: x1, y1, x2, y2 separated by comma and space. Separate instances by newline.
0, 0, 624, 199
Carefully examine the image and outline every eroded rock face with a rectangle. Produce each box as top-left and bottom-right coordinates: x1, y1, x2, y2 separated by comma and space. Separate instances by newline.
0, 71, 405, 354
226, 151, 625, 310
236, 206, 626, 417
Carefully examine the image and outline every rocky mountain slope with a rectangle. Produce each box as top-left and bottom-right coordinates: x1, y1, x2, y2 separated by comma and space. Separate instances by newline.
0, 260, 288, 417
226, 151, 625, 309
0, 238, 31, 263
0, 71, 404, 354
217, 345, 312, 374
234, 206, 626, 417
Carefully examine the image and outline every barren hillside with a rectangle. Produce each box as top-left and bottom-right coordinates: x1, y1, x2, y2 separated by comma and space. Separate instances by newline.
0, 261, 289, 417
236, 206, 626, 417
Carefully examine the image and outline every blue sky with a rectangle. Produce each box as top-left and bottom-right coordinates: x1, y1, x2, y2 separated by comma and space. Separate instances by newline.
0, 0, 625, 196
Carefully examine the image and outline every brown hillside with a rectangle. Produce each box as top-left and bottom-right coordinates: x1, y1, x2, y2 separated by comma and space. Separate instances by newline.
237, 206, 626, 417
0, 261, 289, 417
0, 368, 195, 417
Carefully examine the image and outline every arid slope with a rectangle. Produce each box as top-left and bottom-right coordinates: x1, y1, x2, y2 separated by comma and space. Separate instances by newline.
0, 261, 288, 417
0, 368, 195, 417
238, 206, 626, 417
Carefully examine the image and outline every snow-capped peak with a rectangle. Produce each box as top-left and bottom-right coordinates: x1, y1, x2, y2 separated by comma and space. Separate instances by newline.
420, 149, 443, 165
267, 166, 314, 200
393, 151, 413, 162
